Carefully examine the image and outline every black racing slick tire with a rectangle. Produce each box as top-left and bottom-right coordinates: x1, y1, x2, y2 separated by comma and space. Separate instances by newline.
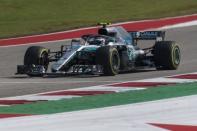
96, 46, 120, 76
24, 46, 49, 75
153, 41, 181, 70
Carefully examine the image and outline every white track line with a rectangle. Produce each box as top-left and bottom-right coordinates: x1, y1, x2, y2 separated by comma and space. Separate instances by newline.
0, 105, 10, 107
159, 20, 197, 30
136, 77, 197, 83
0, 95, 81, 101
69, 86, 145, 92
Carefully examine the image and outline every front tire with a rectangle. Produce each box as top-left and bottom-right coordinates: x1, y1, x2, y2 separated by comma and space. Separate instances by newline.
24, 46, 49, 76
153, 41, 181, 70
96, 46, 120, 76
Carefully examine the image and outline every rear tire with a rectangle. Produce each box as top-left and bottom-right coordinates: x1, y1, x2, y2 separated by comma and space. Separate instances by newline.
96, 46, 120, 76
153, 41, 181, 70
24, 46, 49, 76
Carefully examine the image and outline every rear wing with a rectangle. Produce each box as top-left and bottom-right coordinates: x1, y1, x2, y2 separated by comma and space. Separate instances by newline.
129, 31, 165, 41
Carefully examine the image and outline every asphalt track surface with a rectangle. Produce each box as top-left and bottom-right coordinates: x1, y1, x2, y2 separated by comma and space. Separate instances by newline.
0, 26, 196, 98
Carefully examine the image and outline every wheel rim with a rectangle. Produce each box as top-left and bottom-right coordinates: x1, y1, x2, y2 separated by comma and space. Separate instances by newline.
112, 52, 120, 72
40, 52, 49, 70
173, 46, 180, 65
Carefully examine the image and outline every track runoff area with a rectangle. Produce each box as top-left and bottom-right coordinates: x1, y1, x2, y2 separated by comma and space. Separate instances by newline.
0, 14, 196, 130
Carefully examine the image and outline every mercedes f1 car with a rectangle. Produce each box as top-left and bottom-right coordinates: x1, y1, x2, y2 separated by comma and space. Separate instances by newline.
16, 23, 181, 76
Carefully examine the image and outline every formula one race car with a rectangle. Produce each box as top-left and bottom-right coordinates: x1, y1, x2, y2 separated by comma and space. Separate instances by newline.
16, 23, 181, 77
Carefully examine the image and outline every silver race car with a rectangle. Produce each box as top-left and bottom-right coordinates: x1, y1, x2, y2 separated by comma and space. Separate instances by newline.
16, 23, 181, 76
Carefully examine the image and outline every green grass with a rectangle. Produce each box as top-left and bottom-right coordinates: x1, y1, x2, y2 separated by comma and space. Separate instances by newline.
0, 0, 197, 38
0, 82, 197, 115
